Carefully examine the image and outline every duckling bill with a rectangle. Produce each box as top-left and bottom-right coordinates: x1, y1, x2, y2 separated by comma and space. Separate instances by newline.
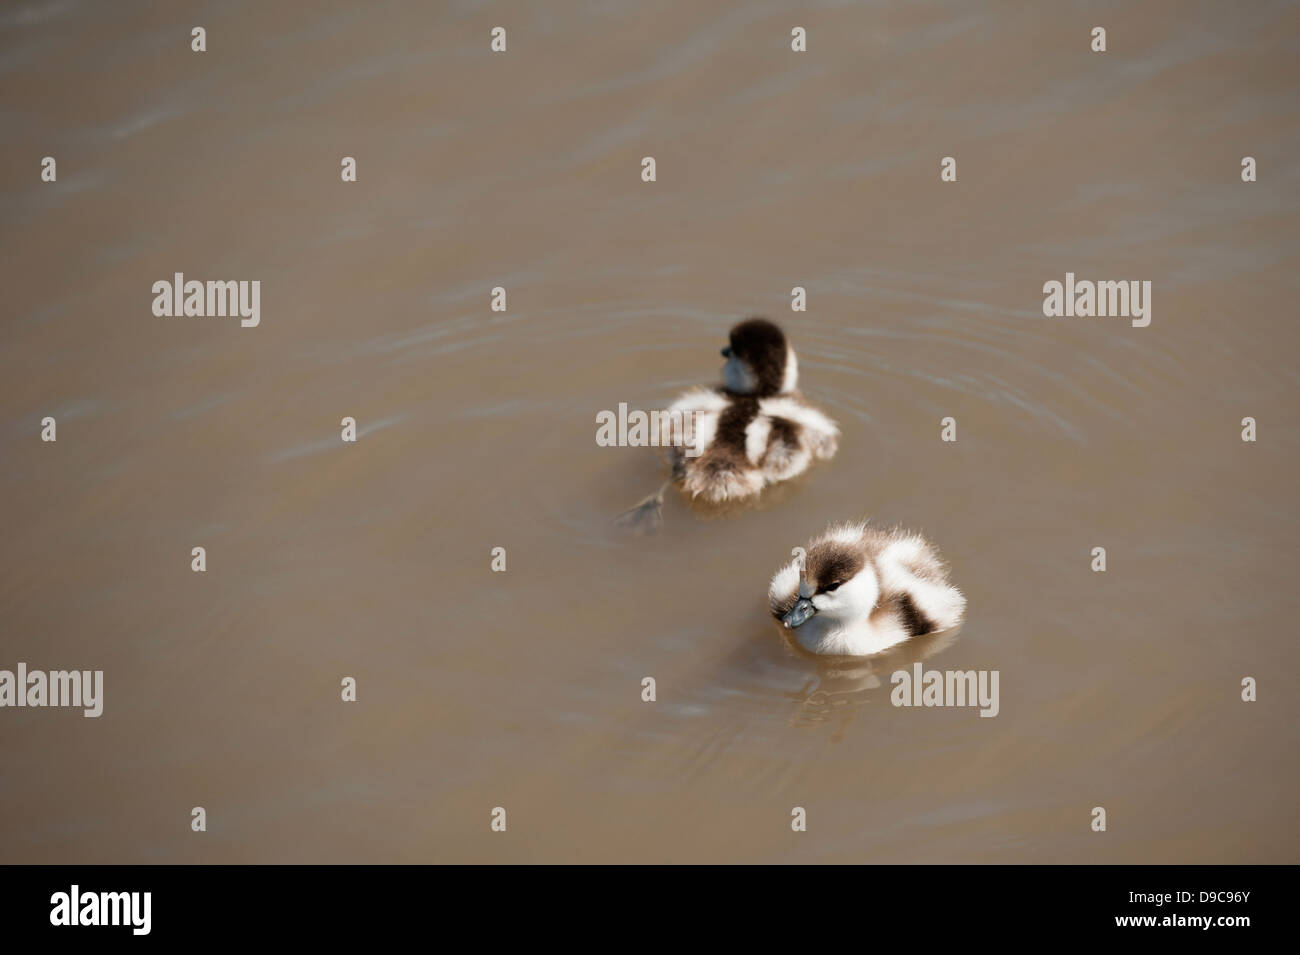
769, 522, 966, 657
616, 318, 838, 532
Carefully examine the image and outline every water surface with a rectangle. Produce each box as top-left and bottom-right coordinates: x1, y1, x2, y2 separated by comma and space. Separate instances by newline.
1, 0, 1297, 863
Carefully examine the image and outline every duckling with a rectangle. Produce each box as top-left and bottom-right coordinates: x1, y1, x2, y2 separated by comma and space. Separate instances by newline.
615, 318, 838, 532
769, 521, 965, 657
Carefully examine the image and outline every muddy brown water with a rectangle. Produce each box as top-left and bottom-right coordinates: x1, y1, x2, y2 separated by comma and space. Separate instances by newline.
1, 1, 1297, 863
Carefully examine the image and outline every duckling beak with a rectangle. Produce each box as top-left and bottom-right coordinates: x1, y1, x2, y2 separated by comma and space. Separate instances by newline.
782, 597, 816, 629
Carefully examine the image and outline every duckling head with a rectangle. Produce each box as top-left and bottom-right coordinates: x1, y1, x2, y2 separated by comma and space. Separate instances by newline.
721, 317, 798, 397
781, 538, 878, 631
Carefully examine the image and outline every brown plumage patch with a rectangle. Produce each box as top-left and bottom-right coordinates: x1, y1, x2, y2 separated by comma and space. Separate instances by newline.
713, 395, 760, 455
687, 394, 757, 477
805, 542, 866, 593
892, 592, 936, 636
762, 417, 800, 465
672, 392, 768, 501
728, 317, 788, 397
668, 391, 753, 471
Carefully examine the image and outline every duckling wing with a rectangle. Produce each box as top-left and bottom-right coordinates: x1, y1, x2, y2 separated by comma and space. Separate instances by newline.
767, 557, 802, 618
874, 535, 967, 633
664, 386, 727, 456
754, 396, 839, 481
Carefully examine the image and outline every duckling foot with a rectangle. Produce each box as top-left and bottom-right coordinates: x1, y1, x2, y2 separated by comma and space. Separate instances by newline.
613, 484, 669, 536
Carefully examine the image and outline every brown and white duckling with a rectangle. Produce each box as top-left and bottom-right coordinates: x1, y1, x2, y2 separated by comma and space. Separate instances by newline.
769, 521, 965, 657
616, 318, 838, 531
671, 317, 838, 502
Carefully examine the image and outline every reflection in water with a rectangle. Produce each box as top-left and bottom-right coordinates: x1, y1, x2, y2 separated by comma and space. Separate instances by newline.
781, 627, 962, 743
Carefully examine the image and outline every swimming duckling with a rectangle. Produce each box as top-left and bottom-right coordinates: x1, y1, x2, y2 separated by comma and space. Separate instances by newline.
769, 521, 965, 657
615, 318, 838, 532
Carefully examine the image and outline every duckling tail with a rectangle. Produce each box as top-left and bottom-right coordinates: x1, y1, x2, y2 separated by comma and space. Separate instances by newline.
613, 481, 671, 536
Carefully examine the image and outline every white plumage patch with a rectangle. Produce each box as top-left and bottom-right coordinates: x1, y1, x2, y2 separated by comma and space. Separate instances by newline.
690, 413, 718, 457
667, 387, 728, 416
821, 521, 868, 545
768, 558, 801, 608
744, 415, 771, 465
666, 387, 725, 454
780, 346, 799, 394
